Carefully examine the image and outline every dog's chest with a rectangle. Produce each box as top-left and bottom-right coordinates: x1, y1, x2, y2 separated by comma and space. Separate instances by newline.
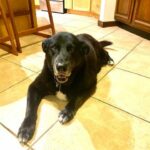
56, 91, 67, 101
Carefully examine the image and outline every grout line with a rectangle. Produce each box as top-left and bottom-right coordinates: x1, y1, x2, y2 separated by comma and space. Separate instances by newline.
0, 53, 9, 58
92, 97, 150, 124
111, 40, 143, 67
116, 67, 150, 79
97, 65, 115, 83
97, 40, 144, 83
0, 122, 34, 149
99, 28, 119, 40
2, 57, 39, 73
21, 40, 43, 49
31, 120, 58, 147
0, 122, 16, 137
0, 73, 36, 94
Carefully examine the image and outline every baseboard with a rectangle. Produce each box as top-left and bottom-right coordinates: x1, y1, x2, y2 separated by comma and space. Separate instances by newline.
98, 20, 117, 27
117, 22, 150, 40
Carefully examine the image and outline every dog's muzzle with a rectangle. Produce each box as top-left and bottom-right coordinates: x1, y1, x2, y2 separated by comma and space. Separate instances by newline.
54, 62, 71, 84
55, 73, 70, 84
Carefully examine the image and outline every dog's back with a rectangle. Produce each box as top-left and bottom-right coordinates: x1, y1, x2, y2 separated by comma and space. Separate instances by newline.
77, 34, 113, 72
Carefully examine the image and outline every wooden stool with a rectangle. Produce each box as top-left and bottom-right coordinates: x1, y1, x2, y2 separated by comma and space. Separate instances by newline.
0, 0, 18, 55
6, 0, 55, 53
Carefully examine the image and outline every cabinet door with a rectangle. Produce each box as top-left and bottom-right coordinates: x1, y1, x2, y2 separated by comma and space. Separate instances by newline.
91, 0, 101, 15
73, 0, 91, 11
132, 0, 150, 33
65, 0, 73, 9
115, 0, 134, 24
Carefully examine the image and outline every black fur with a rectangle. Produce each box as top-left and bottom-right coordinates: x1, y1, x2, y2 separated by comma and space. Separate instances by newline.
18, 32, 114, 143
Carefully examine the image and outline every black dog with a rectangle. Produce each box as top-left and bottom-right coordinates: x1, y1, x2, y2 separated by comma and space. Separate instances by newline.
18, 32, 114, 143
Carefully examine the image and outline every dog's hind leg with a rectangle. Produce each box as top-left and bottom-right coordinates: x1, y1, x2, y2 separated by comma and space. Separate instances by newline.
98, 40, 114, 67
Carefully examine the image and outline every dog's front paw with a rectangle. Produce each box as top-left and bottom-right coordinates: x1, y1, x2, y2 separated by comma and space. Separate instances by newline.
58, 108, 75, 124
18, 121, 35, 144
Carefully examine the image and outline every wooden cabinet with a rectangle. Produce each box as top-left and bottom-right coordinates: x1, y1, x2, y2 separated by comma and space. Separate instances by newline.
132, 0, 150, 32
115, 0, 150, 33
115, 0, 134, 23
65, 0, 101, 15
73, 0, 91, 11
91, 0, 101, 15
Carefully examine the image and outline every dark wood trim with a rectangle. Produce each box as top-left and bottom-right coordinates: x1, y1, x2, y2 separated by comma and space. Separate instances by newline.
98, 20, 117, 27
18, 24, 52, 37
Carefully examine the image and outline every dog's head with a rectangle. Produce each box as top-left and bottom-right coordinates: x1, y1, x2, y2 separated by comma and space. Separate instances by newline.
42, 32, 89, 84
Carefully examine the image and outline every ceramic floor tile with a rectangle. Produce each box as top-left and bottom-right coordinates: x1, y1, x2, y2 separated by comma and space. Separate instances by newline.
104, 46, 130, 64
97, 66, 114, 81
93, 68, 150, 122
33, 98, 150, 150
53, 13, 96, 24
0, 59, 34, 92
117, 39, 150, 78
97, 45, 132, 81
75, 26, 118, 40
0, 85, 67, 146
0, 124, 32, 150
55, 24, 79, 33
62, 20, 95, 28
3, 44, 45, 72
0, 74, 38, 106
103, 28, 143, 50
19, 35, 45, 47
0, 48, 8, 57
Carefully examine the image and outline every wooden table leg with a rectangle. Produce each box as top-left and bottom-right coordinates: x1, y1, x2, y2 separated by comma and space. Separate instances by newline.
6, 0, 21, 53
0, 0, 18, 55
46, 0, 55, 34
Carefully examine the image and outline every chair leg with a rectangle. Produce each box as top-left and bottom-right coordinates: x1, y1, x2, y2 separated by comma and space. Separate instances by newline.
0, 0, 18, 55
6, 0, 21, 53
46, 0, 55, 34
3, 0, 55, 54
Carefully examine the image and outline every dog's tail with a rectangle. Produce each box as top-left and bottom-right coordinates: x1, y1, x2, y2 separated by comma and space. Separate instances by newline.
98, 40, 112, 48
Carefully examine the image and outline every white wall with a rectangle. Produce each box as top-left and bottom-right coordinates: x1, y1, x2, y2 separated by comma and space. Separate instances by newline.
99, 0, 117, 22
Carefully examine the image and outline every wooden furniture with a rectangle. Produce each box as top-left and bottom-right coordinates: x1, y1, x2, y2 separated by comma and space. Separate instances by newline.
0, 0, 18, 55
115, 0, 150, 33
0, 0, 55, 55
7, 0, 55, 53
65, 0, 101, 18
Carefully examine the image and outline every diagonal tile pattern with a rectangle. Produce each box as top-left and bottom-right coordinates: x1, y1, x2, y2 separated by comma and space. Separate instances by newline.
32, 98, 150, 150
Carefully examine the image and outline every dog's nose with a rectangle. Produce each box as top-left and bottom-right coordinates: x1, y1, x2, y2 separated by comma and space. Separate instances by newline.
56, 63, 67, 72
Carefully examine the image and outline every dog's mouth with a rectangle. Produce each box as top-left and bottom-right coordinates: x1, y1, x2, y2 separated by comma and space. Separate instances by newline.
55, 73, 70, 84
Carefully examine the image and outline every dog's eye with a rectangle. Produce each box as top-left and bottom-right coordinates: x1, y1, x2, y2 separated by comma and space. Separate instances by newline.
51, 45, 59, 55
67, 45, 73, 52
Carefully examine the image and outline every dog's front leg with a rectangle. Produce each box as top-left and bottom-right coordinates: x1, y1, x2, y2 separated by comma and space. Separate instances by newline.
58, 85, 96, 124
18, 83, 48, 144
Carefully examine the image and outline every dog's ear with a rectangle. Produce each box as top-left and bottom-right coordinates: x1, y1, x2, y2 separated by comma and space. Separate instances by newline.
80, 41, 90, 55
42, 38, 53, 53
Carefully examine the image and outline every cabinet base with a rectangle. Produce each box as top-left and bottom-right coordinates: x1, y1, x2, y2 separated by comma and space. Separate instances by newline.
117, 22, 150, 40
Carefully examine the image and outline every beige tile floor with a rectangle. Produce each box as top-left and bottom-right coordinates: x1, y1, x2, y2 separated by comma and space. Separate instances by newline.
0, 11, 150, 150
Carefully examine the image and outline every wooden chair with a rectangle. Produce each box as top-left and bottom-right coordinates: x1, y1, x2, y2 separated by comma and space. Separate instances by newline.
0, 0, 18, 55
6, 0, 55, 53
